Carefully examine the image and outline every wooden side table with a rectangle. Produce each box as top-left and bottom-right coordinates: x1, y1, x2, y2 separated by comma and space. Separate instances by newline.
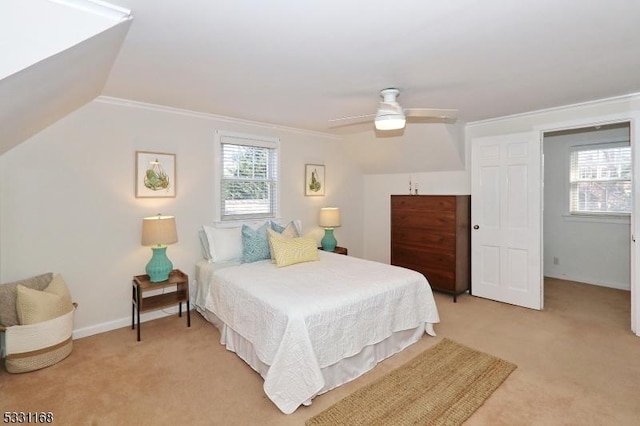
318, 246, 348, 255
132, 269, 190, 341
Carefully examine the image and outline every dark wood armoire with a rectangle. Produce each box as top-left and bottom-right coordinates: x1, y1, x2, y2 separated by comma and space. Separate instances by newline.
390, 195, 471, 302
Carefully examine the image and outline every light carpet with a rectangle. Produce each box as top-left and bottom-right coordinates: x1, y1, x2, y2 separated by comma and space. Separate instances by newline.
306, 338, 516, 426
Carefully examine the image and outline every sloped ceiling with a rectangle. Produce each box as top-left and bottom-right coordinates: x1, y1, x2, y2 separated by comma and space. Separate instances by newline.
342, 123, 465, 174
0, 0, 132, 155
2, 1, 640, 173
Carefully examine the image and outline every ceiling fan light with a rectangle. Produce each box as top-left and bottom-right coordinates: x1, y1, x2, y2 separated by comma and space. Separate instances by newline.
375, 115, 406, 131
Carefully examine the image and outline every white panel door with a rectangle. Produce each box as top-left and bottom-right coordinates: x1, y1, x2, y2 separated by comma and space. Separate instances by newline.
471, 132, 542, 310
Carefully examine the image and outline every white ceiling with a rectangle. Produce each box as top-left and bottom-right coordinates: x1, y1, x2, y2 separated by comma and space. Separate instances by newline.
100, 0, 640, 133
2, 0, 640, 151
0, 0, 132, 155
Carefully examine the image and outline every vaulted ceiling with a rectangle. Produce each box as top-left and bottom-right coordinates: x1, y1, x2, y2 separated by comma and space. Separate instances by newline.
3, 0, 640, 154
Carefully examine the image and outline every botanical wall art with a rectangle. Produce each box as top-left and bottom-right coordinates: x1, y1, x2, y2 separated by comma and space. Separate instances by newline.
136, 151, 176, 198
305, 164, 325, 196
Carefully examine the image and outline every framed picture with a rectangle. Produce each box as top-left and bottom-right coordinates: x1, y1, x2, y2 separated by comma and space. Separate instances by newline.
305, 164, 325, 196
135, 151, 176, 198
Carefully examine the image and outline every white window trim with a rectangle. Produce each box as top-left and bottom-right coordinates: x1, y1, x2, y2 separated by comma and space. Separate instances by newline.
564, 139, 631, 223
213, 130, 280, 223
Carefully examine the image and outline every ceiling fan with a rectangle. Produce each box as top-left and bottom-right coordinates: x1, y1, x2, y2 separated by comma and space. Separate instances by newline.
329, 88, 457, 131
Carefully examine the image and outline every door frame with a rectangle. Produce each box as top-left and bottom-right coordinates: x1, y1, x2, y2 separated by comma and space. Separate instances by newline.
535, 113, 639, 336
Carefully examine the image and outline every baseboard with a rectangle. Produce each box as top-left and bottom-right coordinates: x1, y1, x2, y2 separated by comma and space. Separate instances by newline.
544, 272, 630, 291
72, 305, 193, 340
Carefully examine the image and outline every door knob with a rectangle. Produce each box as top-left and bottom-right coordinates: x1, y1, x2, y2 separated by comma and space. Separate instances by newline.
473, 225, 479, 230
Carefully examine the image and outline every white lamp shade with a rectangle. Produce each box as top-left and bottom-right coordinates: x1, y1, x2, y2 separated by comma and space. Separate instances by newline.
375, 114, 406, 131
319, 207, 341, 228
141, 215, 178, 246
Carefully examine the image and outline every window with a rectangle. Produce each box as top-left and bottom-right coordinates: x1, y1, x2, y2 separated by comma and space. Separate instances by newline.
569, 142, 631, 215
216, 132, 279, 221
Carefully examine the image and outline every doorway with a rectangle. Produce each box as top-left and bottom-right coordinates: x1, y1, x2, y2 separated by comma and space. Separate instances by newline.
542, 122, 632, 321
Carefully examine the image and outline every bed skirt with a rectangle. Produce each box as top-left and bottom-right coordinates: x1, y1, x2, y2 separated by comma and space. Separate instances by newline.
197, 306, 429, 408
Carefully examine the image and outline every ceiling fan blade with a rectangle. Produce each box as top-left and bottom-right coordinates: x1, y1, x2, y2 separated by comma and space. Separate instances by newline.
328, 113, 376, 126
379, 102, 403, 114
404, 108, 458, 120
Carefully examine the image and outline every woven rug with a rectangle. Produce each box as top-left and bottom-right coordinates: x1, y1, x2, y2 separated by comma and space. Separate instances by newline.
306, 338, 516, 426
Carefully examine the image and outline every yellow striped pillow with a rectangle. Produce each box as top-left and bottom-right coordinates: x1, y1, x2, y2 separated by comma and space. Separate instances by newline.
269, 233, 319, 267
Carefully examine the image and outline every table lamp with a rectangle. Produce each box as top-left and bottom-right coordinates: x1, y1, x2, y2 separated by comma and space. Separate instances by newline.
319, 207, 341, 252
141, 214, 178, 282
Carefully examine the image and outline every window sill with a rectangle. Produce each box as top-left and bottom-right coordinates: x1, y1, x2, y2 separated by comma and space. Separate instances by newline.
214, 217, 278, 228
561, 213, 630, 224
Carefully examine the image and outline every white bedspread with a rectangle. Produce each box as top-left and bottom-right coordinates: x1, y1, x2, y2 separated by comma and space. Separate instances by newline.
203, 251, 440, 414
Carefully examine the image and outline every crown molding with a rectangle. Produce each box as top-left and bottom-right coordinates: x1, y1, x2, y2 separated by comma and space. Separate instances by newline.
95, 96, 342, 140
467, 93, 640, 127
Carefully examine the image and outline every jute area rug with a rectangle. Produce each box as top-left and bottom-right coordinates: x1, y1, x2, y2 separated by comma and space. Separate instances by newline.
306, 338, 516, 426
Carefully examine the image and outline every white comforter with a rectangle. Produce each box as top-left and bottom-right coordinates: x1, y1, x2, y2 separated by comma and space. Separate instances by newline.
203, 251, 440, 414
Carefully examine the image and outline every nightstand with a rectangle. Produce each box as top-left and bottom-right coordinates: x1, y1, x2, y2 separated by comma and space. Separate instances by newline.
132, 269, 190, 341
318, 246, 348, 255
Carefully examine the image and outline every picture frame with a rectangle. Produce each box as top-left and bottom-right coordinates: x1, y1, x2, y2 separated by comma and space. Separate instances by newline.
135, 151, 176, 198
305, 164, 325, 196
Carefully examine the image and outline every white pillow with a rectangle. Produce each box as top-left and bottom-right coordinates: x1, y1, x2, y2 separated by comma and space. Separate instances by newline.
198, 229, 212, 260
202, 225, 243, 262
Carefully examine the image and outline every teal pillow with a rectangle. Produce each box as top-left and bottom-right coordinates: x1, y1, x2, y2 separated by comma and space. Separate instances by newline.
270, 221, 285, 233
241, 222, 271, 263
270, 220, 301, 236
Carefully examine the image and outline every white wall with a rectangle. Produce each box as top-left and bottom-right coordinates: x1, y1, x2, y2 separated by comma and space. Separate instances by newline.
362, 172, 470, 263
349, 122, 471, 263
0, 97, 363, 337
543, 126, 631, 289
341, 123, 465, 174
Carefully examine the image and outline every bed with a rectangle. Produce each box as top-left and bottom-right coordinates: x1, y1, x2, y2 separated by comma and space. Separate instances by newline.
193, 246, 440, 414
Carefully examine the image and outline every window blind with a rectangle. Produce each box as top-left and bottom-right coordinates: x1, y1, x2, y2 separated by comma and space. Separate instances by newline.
219, 134, 278, 220
569, 143, 631, 214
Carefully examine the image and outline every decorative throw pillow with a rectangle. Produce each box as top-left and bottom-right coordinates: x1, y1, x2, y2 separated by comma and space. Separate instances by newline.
241, 222, 271, 263
198, 229, 212, 260
45, 274, 73, 307
270, 233, 320, 267
266, 228, 281, 263
202, 225, 243, 262
16, 275, 74, 325
270, 220, 301, 238
268, 221, 301, 262
0, 272, 53, 327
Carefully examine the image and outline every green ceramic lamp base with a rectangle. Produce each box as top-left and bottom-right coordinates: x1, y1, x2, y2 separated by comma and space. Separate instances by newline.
321, 228, 337, 252
146, 246, 173, 282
